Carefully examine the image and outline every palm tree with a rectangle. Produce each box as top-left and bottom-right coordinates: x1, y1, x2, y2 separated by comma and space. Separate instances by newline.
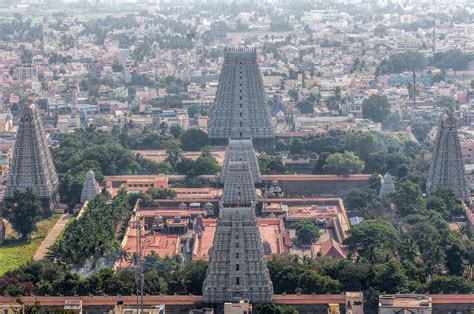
127, 252, 141, 268
45, 242, 64, 264
117, 247, 130, 265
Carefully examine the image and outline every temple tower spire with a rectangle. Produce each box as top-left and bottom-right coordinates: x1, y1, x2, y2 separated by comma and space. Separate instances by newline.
426, 111, 470, 203
203, 156, 273, 303
208, 48, 275, 152
5, 103, 59, 210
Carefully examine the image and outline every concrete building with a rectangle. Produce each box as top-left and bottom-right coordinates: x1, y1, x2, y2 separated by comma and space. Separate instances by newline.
379, 295, 432, 314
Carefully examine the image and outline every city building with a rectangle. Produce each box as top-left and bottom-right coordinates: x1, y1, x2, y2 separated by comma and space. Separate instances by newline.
379, 295, 432, 314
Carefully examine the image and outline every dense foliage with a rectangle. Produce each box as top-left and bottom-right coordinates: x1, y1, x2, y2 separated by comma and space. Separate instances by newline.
294, 220, 320, 245
5, 189, 45, 239
45, 191, 130, 269
287, 130, 426, 182
53, 127, 165, 207
0, 258, 207, 297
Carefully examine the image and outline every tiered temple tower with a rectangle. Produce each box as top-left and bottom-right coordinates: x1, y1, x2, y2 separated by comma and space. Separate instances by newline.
426, 112, 470, 202
203, 160, 273, 303
208, 48, 275, 152
5, 104, 59, 210
81, 169, 99, 203
221, 138, 261, 184
379, 173, 396, 200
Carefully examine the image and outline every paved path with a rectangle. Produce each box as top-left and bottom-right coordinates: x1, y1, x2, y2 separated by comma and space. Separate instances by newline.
33, 214, 71, 261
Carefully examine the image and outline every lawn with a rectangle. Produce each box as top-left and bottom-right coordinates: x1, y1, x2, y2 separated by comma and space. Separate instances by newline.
0, 214, 61, 275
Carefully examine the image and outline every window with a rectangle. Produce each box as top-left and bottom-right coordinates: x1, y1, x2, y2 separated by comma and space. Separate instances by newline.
236, 253, 239, 258
236, 242, 239, 248
236, 264, 240, 271
240, 122, 243, 127
240, 132, 243, 137
240, 112, 242, 117
236, 277, 240, 285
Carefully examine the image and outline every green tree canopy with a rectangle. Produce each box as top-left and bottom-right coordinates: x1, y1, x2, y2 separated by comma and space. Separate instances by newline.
180, 129, 210, 151
296, 100, 313, 114
323, 151, 365, 176
7, 189, 44, 238
344, 219, 400, 262
295, 220, 320, 245
390, 180, 425, 217
362, 95, 390, 123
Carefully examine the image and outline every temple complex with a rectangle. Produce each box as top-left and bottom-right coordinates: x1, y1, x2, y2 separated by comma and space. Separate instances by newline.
426, 112, 470, 203
4, 103, 59, 210
208, 48, 275, 152
202, 161, 273, 303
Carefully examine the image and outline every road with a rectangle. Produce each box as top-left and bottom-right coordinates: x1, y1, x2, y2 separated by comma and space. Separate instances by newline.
33, 214, 71, 261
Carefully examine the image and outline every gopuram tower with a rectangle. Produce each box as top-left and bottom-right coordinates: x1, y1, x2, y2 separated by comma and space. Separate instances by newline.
426, 111, 470, 203
203, 140, 273, 303
5, 103, 60, 210
208, 48, 275, 152
221, 138, 261, 184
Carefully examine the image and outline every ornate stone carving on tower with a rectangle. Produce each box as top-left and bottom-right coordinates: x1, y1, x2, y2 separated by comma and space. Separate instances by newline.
81, 170, 99, 203
379, 173, 395, 200
203, 161, 273, 303
208, 48, 275, 152
221, 139, 261, 184
426, 112, 470, 202
5, 104, 59, 210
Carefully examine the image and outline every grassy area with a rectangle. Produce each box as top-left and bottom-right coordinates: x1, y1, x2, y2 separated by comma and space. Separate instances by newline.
0, 214, 61, 275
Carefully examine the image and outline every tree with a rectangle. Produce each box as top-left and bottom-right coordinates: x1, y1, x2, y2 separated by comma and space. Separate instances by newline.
8, 189, 44, 238
258, 156, 288, 174
344, 188, 379, 210
183, 260, 207, 295
147, 188, 176, 199
296, 100, 313, 114
411, 122, 432, 142
344, 219, 400, 262
112, 63, 124, 72
170, 125, 183, 139
323, 151, 365, 176
297, 269, 340, 294
371, 259, 409, 293
288, 88, 299, 101
390, 180, 425, 217
295, 220, 319, 245
189, 148, 219, 176
382, 113, 403, 131
424, 275, 474, 293
164, 140, 184, 168
180, 129, 210, 151
362, 95, 390, 123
